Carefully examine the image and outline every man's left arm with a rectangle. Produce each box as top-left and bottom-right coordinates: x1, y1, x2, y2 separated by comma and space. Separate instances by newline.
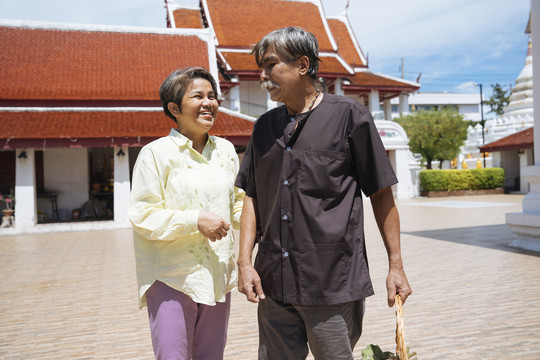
370, 186, 412, 307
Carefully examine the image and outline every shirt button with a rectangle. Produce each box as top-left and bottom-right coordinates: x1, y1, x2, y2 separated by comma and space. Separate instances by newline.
285, 146, 291, 151
282, 214, 288, 221
283, 251, 289, 258
283, 179, 289, 186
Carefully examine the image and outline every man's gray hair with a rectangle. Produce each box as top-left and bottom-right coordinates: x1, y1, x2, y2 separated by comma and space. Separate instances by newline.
252, 27, 321, 80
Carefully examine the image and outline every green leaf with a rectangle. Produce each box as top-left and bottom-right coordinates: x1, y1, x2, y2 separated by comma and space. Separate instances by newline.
360, 344, 396, 359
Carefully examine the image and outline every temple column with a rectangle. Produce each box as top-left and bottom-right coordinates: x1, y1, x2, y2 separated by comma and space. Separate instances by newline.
506, 1, 540, 251
113, 146, 130, 227
334, 78, 344, 96
369, 90, 382, 119
383, 99, 392, 120
14, 149, 37, 230
229, 79, 241, 112
399, 92, 410, 116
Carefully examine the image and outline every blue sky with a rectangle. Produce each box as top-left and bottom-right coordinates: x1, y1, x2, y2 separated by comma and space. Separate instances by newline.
0, 0, 531, 98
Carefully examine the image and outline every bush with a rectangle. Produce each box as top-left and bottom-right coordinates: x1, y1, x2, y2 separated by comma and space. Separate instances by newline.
420, 168, 505, 192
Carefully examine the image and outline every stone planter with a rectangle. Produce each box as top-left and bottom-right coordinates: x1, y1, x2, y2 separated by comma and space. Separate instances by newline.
1, 209, 15, 227
2, 209, 14, 217
421, 188, 504, 198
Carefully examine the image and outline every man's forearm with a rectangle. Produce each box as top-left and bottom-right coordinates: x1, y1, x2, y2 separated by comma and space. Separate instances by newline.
370, 187, 402, 267
370, 186, 412, 305
237, 195, 257, 266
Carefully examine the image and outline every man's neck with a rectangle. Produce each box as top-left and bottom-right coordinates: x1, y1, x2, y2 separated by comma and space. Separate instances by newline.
286, 85, 320, 115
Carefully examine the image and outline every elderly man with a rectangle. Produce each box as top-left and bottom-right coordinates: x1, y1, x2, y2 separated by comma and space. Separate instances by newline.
235, 27, 412, 360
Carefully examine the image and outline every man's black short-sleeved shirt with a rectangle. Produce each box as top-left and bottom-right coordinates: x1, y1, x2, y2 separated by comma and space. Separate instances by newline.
235, 93, 398, 305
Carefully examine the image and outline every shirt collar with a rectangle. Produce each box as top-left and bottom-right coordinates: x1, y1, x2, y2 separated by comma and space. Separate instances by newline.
168, 128, 216, 149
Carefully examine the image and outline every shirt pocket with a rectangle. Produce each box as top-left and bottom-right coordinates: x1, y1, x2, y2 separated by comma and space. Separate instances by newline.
298, 150, 346, 198
297, 243, 350, 298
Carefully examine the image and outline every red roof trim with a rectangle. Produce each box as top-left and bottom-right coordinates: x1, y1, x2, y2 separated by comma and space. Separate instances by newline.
479, 127, 534, 152
0, 109, 254, 148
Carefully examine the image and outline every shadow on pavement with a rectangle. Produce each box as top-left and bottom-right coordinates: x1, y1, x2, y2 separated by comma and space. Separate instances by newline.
403, 224, 540, 257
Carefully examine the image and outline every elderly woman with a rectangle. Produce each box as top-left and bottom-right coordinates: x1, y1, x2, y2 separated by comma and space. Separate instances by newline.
128, 67, 244, 360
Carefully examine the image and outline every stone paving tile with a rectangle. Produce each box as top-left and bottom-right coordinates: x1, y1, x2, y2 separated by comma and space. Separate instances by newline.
0, 194, 539, 359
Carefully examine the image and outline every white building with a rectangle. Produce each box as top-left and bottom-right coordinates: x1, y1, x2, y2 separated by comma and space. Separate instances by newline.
390, 92, 483, 122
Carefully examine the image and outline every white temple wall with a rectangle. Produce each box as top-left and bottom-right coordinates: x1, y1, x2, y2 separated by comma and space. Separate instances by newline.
240, 81, 269, 117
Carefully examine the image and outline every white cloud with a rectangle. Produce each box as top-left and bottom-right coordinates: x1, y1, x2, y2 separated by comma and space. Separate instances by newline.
455, 81, 479, 93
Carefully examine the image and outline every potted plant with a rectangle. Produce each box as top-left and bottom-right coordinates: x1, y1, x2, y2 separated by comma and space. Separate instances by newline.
0, 193, 15, 217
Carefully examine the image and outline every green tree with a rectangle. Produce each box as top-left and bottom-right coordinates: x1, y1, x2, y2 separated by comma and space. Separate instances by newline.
396, 109, 468, 169
484, 83, 510, 115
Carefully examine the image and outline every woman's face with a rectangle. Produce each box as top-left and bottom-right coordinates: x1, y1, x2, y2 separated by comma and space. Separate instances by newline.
177, 78, 218, 137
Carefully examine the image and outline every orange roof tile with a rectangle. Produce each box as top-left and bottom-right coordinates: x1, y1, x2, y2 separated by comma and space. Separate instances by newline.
341, 71, 420, 100
0, 23, 211, 102
172, 8, 204, 29
219, 51, 350, 76
343, 70, 419, 98
480, 127, 534, 152
319, 55, 351, 75
327, 17, 365, 67
0, 109, 254, 147
348, 71, 418, 89
204, 0, 336, 52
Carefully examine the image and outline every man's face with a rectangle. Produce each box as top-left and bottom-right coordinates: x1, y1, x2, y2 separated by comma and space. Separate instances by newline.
259, 47, 301, 105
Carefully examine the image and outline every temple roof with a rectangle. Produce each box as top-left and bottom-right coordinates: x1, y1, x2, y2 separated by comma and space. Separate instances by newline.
0, 21, 213, 102
479, 127, 534, 153
326, 16, 366, 68
0, 20, 254, 147
171, 0, 418, 95
344, 69, 420, 100
218, 50, 352, 77
202, 0, 337, 52
170, 7, 204, 29
0, 108, 254, 148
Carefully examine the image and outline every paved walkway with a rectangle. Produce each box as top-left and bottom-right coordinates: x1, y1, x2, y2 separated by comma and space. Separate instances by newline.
1, 194, 539, 359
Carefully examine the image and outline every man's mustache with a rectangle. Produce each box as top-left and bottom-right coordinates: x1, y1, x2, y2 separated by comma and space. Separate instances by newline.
260, 80, 280, 91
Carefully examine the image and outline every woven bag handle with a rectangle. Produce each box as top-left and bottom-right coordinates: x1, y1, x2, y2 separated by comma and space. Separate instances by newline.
395, 294, 408, 360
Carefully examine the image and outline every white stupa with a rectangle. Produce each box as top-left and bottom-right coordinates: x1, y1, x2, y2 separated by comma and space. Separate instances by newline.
464, 18, 534, 160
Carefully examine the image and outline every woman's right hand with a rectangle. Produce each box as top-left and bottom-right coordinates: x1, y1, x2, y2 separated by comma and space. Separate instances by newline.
198, 211, 230, 242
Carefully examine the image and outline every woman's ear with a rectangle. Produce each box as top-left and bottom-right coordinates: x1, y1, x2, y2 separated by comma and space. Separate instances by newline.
298, 56, 310, 76
167, 102, 181, 116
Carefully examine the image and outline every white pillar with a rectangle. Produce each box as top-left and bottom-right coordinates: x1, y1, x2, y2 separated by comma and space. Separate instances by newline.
368, 90, 379, 113
14, 149, 37, 230
114, 146, 131, 227
334, 78, 345, 96
383, 99, 392, 120
399, 92, 410, 116
506, 1, 540, 252
519, 151, 531, 193
267, 92, 278, 111
229, 84, 241, 112
369, 90, 382, 119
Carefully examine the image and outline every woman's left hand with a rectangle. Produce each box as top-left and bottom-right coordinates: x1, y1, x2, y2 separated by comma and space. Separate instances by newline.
198, 211, 230, 242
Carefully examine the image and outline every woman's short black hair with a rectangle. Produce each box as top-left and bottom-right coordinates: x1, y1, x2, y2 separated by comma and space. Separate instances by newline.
159, 67, 218, 122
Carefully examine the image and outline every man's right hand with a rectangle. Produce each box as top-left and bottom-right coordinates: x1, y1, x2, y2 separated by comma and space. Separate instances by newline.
238, 263, 266, 303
